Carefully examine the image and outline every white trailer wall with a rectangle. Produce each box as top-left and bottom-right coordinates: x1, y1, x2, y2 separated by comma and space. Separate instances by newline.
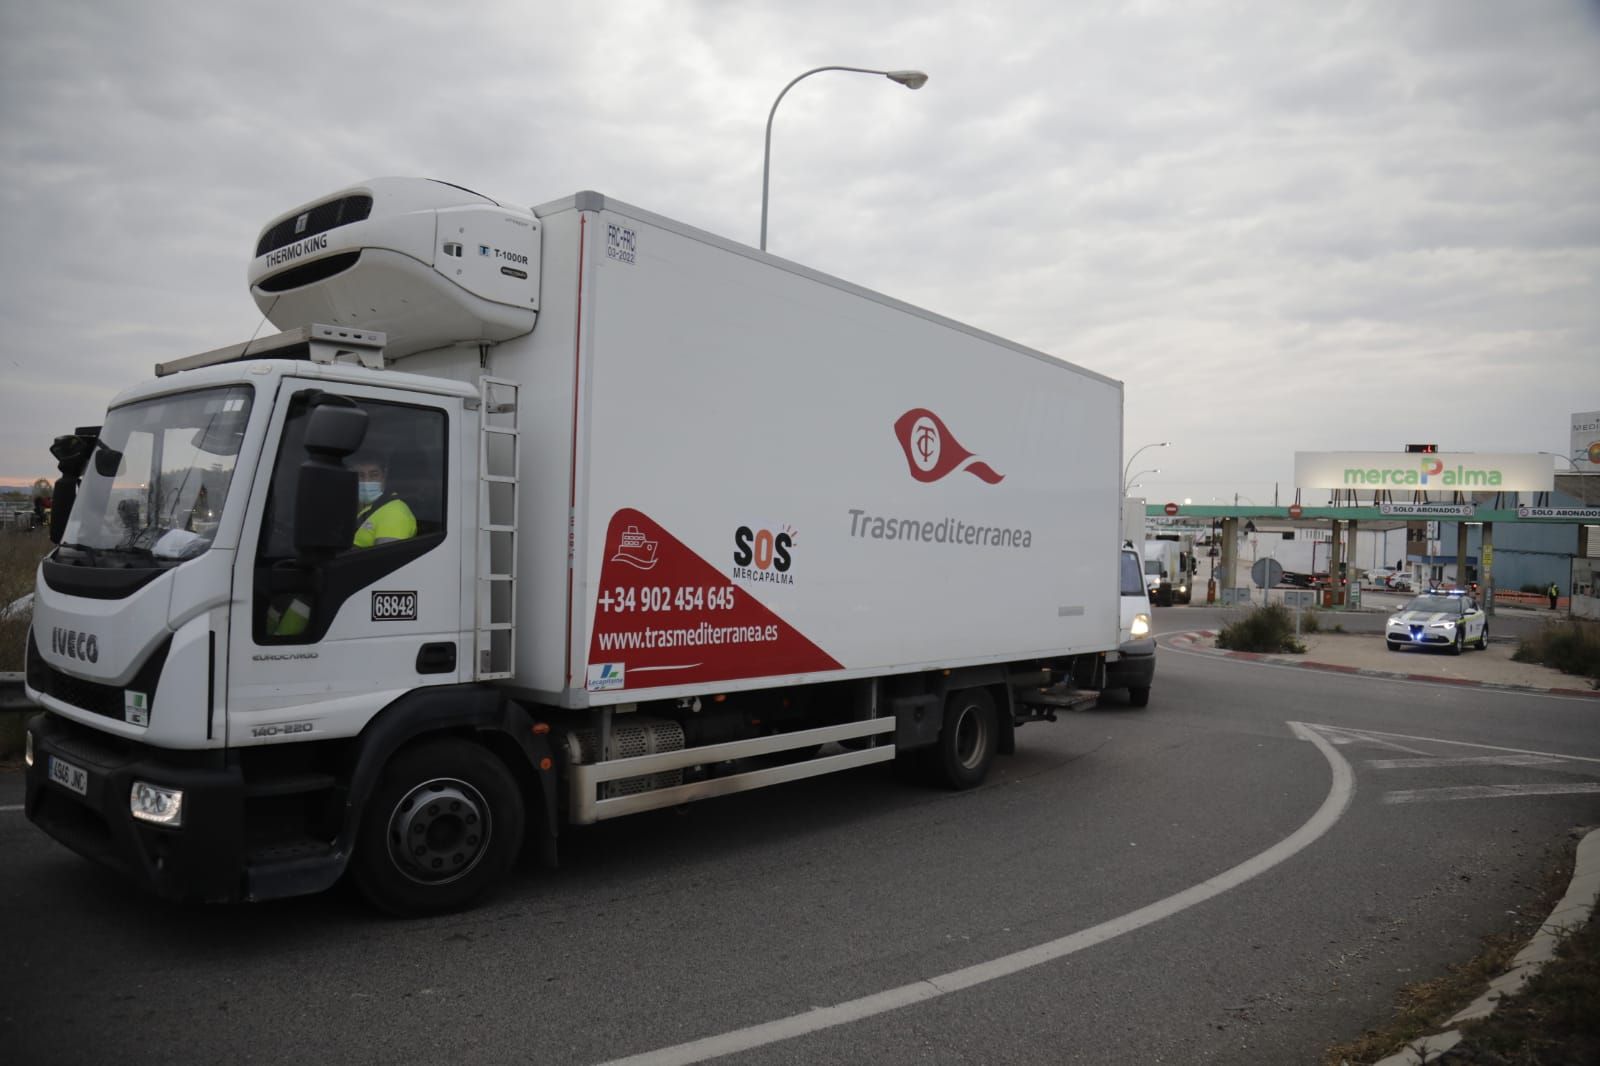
547, 198, 1122, 705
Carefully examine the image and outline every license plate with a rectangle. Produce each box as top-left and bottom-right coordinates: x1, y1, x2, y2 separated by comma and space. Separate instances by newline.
49, 755, 88, 796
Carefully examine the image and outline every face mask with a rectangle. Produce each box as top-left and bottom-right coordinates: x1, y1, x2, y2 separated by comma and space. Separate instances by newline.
358, 480, 383, 506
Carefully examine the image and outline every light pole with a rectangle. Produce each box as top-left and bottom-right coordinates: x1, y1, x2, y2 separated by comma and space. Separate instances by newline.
760, 66, 928, 251
1540, 451, 1581, 472
1123, 441, 1170, 495
1126, 469, 1159, 494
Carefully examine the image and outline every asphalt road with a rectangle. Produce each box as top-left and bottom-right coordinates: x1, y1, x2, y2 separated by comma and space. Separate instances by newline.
2, 617, 1596, 1065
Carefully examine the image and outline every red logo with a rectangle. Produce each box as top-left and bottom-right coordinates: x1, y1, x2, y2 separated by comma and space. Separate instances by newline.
1164, 502, 1179, 516
893, 409, 1004, 484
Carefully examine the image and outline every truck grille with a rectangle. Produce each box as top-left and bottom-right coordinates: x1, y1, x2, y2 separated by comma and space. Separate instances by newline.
26, 631, 171, 724
255, 194, 373, 257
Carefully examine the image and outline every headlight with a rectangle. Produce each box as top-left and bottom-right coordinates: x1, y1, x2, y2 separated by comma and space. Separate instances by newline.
131, 782, 184, 827
1430, 621, 1456, 630
1131, 613, 1151, 638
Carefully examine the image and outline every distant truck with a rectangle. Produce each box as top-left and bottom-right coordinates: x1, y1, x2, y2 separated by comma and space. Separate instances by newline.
1143, 534, 1197, 606
26, 177, 1136, 914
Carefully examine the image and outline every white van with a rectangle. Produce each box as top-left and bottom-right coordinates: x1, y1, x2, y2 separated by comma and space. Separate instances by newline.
1105, 545, 1155, 706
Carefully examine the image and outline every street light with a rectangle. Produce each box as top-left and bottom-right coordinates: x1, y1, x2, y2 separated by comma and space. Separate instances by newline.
1125, 468, 1160, 493
760, 66, 929, 251
1540, 451, 1581, 472
1122, 441, 1170, 495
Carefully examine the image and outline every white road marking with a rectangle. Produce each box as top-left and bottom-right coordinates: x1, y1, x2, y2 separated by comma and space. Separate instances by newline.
597, 721, 1354, 1066
1367, 755, 1566, 770
1318, 728, 1433, 756
1335, 727, 1600, 765
1385, 783, 1600, 805
0, 804, 21, 813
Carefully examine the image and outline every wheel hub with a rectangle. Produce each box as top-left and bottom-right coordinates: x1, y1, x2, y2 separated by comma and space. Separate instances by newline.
386, 778, 491, 885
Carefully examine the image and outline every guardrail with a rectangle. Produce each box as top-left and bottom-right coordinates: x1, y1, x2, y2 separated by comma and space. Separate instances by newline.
1, 671, 38, 711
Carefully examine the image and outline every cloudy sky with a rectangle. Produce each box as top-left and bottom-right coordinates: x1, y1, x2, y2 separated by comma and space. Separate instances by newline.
2, 0, 1597, 501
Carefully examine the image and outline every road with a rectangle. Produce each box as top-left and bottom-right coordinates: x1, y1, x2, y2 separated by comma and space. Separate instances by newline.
2, 614, 1596, 1065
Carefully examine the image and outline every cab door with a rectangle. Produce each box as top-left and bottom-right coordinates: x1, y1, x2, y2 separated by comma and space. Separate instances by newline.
227, 383, 467, 743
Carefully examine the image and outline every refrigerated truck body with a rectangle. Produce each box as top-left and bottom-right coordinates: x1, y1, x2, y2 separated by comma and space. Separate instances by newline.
26, 178, 1125, 913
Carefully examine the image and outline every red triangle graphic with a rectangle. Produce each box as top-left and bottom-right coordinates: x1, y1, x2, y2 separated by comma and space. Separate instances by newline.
586, 508, 843, 692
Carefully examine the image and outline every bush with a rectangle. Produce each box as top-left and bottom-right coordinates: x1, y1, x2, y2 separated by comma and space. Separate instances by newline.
1512, 620, 1600, 686
0, 528, 52, 672
1216, 603, 1306, 654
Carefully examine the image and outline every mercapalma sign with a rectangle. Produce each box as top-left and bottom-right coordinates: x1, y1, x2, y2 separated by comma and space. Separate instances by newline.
1295, 452, 1554, 492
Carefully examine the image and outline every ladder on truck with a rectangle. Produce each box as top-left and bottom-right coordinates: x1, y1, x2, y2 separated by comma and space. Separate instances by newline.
475, 377, 519, 679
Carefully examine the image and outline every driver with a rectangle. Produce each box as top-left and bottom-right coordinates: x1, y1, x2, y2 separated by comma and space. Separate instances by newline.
352, 457, 417, 547
265, 456, 418, 637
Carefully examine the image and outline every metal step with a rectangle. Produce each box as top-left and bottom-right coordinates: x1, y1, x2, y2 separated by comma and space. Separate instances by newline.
1016, 686, 1101, 712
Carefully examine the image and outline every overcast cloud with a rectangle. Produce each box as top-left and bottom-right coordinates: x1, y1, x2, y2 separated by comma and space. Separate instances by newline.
1, 0, 1596, 500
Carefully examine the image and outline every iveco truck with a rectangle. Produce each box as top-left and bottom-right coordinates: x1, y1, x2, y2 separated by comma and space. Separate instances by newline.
25, 178, 1128, 914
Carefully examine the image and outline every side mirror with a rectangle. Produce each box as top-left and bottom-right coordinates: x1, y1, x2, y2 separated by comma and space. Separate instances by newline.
93, 445, 123, 478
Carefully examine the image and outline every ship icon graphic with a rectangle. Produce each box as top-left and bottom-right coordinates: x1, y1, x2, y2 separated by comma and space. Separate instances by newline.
611, 525, 659, 570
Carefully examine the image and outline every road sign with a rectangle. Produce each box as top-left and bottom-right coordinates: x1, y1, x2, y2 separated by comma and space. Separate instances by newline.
1282, 589, 1316, 608
1164, 502, 1179, 516
1251, 557, 1284, 588
1287, 504, 1303, 519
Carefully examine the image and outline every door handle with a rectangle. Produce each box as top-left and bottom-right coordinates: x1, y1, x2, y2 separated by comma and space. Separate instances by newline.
416, 642, 456, 674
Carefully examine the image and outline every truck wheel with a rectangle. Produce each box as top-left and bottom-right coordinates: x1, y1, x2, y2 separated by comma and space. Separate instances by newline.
353, 738, 525, 917
1127, 686, 1150, 708
929, 688, 997, 790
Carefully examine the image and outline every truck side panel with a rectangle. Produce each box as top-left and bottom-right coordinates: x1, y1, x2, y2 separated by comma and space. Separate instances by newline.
569, 205, 1122, 703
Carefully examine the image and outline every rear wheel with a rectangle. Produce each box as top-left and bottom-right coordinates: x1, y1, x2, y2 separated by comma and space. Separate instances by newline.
928, 688, 997, 790
353, 738, 525, 917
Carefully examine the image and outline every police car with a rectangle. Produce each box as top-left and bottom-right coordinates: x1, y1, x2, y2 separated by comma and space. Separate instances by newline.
1384, 590, 1487, 655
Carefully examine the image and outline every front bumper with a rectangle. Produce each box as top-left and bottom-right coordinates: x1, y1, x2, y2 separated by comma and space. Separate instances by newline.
25, 712, 248, 903
1386, 625, 1456, 648
1106, 637, 1156, 689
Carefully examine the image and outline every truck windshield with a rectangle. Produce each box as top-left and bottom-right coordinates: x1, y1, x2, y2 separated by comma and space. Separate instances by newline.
60, 385, 254, 564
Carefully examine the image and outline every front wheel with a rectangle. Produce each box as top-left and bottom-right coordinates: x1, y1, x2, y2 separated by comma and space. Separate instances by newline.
1449, 631, 1464, 656
353, 738, 526, 917
1477, 624, 1489, 651
928, 688, 998, 790
1127, 686, 1151, 708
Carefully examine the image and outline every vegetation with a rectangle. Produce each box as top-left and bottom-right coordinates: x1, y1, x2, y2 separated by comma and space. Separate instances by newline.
1, 528, 51, 760
1512, 620, 1600, 687
1326, 837, 1597, 1065
1215, 603, 1306, 654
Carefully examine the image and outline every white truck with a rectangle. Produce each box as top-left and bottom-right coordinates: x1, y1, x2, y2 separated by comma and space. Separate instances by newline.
25, 178, 1127, 914
1142, 534, 1196, 606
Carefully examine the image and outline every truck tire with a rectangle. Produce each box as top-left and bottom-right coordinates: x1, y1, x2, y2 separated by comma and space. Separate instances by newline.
1127, 686, 1150, 708
928, 688, 997, 790
353, 738, 525, 916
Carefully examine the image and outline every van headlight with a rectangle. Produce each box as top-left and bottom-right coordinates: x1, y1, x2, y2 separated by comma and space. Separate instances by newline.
1131, 613, 1151, 638
131, 782, 184, 827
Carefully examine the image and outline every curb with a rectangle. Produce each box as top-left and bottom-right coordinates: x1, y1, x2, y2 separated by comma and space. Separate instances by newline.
1163, 632, 1600, 700
1372, 827, 1600, 1066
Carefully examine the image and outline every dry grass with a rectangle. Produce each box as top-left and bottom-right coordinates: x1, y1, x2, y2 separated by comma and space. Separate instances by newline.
1323, 838, 1582, 1065
1, 528, 51, 759
0, 527, 51, 671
